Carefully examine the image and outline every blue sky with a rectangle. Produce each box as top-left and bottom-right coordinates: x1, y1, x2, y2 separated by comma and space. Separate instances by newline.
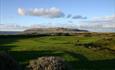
0, 0, 115, 31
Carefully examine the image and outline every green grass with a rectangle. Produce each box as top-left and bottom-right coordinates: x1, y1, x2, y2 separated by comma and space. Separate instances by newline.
0, 33, 115, 70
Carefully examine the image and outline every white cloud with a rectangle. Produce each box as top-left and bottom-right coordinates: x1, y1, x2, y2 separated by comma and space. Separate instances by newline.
18, 7, 65, 18
66, 14, 87, 19
72, 15, 87, 19
29, 7, 65, 18
66, 14, 72, 18
18, 8, 25, 16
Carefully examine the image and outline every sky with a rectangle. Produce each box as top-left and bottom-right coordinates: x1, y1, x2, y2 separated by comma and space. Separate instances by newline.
0, 0, 115, 31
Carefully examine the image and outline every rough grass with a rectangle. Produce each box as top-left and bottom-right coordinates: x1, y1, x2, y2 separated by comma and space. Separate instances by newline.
0, 33, 115, 70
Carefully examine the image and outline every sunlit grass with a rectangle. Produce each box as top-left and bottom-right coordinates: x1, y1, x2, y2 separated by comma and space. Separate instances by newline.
0, 33, 115, 70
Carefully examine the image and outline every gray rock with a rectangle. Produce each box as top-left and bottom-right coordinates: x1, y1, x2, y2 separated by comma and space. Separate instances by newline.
27, 56, 67, 70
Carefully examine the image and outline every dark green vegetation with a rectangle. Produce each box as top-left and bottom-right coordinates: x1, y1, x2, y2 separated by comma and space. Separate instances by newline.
0, 33, 115, 70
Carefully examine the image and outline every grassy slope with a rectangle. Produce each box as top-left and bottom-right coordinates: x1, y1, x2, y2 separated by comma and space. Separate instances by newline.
0, 33, 115, 70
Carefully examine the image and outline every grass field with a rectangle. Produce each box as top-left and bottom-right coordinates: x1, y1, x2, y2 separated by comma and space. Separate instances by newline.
0, 33, 115, 70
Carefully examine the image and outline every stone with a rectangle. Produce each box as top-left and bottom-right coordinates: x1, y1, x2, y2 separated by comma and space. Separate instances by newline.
27, 56, 67, 70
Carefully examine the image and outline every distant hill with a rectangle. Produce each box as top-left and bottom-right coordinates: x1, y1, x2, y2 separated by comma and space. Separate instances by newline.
23, 28, 88, 34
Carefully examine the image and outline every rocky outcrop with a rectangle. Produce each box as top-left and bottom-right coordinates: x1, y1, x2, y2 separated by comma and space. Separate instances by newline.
27, 56, 67, 70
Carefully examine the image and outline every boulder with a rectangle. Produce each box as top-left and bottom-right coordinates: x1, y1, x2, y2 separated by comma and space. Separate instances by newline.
27, 56, 67, 70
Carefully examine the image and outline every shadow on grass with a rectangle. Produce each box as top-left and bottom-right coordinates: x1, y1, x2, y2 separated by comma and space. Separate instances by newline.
0, 45, 17, 51
0, 35, 46, 52
0, 36, 28, 52
9, 50, 64, 63
7, 51, 115, 70
69, 59, 115, 70
65, 51, 115, 70
0, 35, 43, 46
8, 50, 65, 69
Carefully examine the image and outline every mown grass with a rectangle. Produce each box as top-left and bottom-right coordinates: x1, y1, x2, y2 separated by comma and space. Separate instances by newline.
0, 33, 115, 70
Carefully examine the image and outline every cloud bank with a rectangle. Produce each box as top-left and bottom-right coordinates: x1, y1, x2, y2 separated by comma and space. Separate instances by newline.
79, 15, 115, 32
0, 24, 28, 31
18, 7, 87, 19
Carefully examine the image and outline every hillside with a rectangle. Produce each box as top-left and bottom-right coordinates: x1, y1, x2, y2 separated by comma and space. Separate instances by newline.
23, 28, 88, 34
